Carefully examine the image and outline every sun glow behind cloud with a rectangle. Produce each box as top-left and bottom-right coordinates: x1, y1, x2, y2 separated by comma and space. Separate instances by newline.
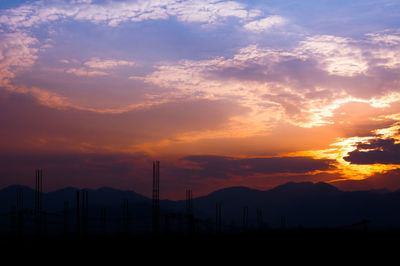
289, 122, 400, 181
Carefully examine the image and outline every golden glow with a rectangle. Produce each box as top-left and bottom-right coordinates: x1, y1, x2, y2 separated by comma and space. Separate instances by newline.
374, 122, 400, 141
287, 123, 400, 181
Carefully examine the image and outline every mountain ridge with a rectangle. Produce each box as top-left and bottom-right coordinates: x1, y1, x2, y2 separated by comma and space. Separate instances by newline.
1, 181, 399, 229
0, 181, 390, 202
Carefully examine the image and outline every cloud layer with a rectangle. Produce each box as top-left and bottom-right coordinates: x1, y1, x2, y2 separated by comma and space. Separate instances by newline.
1, 0, 400, 197
344, 138, 400, 164
0, 0, 266, 29
176, 155, 335, 179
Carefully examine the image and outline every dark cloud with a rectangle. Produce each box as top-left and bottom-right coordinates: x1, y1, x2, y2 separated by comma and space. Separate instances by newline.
169, 155, 335, 179
0, 152, 336, 200
207, 57, 329, 90
344, 138, 400, 164
0, 90, 249, 152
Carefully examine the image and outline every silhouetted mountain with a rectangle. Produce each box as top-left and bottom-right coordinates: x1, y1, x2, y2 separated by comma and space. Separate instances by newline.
197, 186, 264, 206
2, 182, 400, 232
0, 185, 151, 218
190, 182, 399, 228
0, 185, 36, 212
367, 188, 391, 195
43, 187, 151, 215
270, 181, 341, 196
46, 186, 149, 207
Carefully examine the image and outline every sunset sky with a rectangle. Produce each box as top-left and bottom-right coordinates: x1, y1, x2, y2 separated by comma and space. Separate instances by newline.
1, 0, 400, 199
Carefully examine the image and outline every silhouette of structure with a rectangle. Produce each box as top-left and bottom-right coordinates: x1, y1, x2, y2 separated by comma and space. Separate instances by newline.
152, 160, 160, 234
75, 190, 88, 236
281, 216, 287, 229
1, 164, 392, 239
16, 188, 24, 236
243, 206, 248, 231
122, 199, 130, 234
34, 169, 43, 235
76, 190, 80, 235
10, 205, 16, 236
186, 189, 192, 215
82, 190, 88, 236
64, 200, 69, 236
256, 208, 263, 230
101, 207, 107, 235
186, 189, 195, 234
216, 203, 222, 233
164, 214, 170, 234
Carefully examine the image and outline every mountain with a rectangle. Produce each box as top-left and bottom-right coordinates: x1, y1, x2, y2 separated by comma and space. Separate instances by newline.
190, 182, 400, 228
191, 182, 345, 228
0, 185, 36, 212
1, 182, 400, 232
45, 186, 150, 208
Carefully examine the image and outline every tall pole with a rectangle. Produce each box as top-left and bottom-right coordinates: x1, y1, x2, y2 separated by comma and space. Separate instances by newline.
64, 201, 69, 236
152, 161, 160, 234
82, 190, 88, 236
216, 203, 222, 234
186, 189, 192, 215
243, 206, 248, 232
35, 169, 43, 236
101, 207, 107, 235
123, 199, 129, 235
76, 191, 80, 236
256, 208, 263, 231
186, 189, 195, 234
281, 216, 286, 229
16, 188, 23, 237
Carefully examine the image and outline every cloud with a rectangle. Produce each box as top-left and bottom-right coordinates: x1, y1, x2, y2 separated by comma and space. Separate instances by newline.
60, 57, 136, 77
0, 90, 249, 154
344, 138, 400, 164
83, 57, 135, 69
171, 155, 335, 179
142, 31, 400, 129
0, 151, 337, 199
243, 15, 286, 32
66, 67, 108, 77
366, 33, 400, 69
296, 35, 368, 77
0, 31, 38, 86
0, 0, 265, 29
3, 23, 400, 134
1, 1, 400, 150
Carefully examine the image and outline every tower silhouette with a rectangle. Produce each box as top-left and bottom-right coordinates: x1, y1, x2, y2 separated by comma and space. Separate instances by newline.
152, 161, 160, 234
243, 206, 248, 231
186, 189, 195, 234
122, 198, 130, 234
34, 169, 43, 236
216, 203, 222, 233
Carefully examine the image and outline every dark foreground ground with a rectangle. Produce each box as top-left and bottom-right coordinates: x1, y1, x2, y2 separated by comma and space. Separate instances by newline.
1, 228, 399, 259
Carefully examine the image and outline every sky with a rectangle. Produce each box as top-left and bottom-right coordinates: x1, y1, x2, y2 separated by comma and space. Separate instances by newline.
1, 0, 400, 199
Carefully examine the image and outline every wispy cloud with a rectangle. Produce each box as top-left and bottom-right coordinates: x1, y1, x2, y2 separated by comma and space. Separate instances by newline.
0, 0, 267, 29
66, 67, 108, 77
61, 57, 136, 76
296, 35, 368, 77
142, 31, 400, 129
243, 15, 286, 32
0, 31, 38, 86
83, 57, 135, 69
